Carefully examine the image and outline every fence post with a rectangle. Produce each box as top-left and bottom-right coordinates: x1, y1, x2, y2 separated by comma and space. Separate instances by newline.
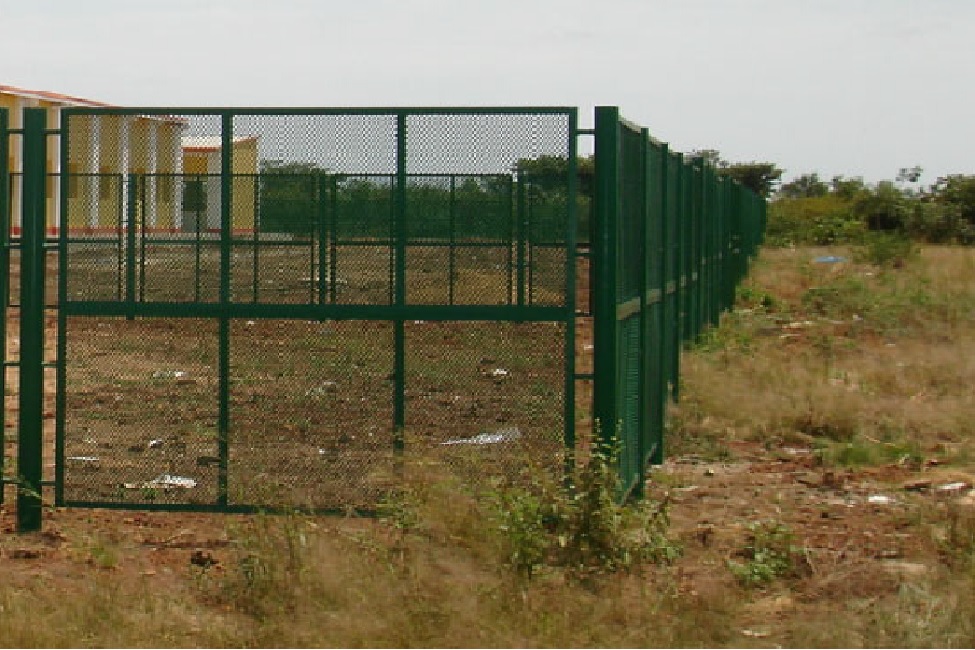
0, 108, 7, 508
17, 107, 47, 532
592, 106, 620, 447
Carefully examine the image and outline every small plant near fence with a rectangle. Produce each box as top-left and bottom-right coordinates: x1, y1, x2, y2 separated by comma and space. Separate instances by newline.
489, 440, 681, 582
727, 520, 810, 587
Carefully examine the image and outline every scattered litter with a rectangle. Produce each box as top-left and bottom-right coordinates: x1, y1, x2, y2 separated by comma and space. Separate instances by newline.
489, 368, 509, 378
441, 427, 522, 446
782, 447, 811, 456
882, 560, 930, 578
66, 456, 100, 465
741, 629, 771, 638
305, 381, 338, 397
783, 320, 815, 330
936, 481, 971, 494
245, 320, 256, 326
148, 439, 164, 449
813, 255, 847, 264
867, 494, 896, 506
124, 474, 197, 490
152, 370, 187, 380
583, 344, 594, 351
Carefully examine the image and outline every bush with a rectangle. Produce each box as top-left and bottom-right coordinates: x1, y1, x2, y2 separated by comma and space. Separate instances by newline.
766, 196, 863, 246
728, 520, 809, 587
855, 232, 918, 267
490, 440, 681, 582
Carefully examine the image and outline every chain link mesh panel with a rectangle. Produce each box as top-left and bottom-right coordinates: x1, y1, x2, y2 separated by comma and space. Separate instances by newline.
228, 320, 395, 509
405, 321, 566, 488
55, 108, 577, 511
63, 317, 220, 505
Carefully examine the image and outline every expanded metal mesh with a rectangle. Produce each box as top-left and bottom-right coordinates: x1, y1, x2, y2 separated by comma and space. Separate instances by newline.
55, 108, 576, 511
592, 107, 767, 496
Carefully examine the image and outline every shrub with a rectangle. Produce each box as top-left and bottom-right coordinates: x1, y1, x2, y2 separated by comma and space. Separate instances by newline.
728, 520, 809, 587
490, 440, 681, 582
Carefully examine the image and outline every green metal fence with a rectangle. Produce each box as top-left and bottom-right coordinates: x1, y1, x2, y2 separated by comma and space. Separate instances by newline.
2, 104, 765, 530
592, 107, 766, 497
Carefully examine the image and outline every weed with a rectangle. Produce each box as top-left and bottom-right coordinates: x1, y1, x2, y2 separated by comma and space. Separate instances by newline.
489, 439, 681, 583
855, 232, 918, 268
728, 520, 809, 587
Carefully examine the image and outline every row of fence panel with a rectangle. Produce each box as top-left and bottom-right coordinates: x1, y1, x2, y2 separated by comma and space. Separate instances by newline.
592, 106, 766, 496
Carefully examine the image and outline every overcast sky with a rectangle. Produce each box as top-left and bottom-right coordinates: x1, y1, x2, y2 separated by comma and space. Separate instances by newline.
2, 0, 972, 185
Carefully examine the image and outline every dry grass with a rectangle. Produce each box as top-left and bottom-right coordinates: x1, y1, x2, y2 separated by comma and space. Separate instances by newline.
2, 244, 974, 647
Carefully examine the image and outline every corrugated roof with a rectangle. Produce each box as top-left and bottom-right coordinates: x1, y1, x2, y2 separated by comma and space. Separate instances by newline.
0, 83, 187, 125
0, 83, 115, 108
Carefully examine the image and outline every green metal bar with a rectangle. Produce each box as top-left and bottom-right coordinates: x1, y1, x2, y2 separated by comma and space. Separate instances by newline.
448, 174, 456, 306
139, 176, 148, 303
563, 108, 578, 470
592, 106, 620, 447
505, 175, 514, 306
195, 175, 203, 302
306, 175, 316, 305
329, 175, 338, 305
116, 176, 124, 301
61, 301, 568, 321
671, 154, 683, 402
317, 174, 327, 305
126, 174, 138, 316
393, 113, 407, 452
0, 108, 7, 506
17, 107, 47, 532
516, 169, 526, 308
218, 113, 233, 507
253, 174, 260, 303
55, 111, 69, 507
634, 127, 650, 497
654, 142, 669, 466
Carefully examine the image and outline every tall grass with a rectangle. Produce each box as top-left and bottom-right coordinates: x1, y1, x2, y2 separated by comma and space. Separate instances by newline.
1, 245, 973, 647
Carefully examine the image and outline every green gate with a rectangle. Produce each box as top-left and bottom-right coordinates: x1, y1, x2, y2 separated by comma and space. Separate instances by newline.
45, 107, 579, 514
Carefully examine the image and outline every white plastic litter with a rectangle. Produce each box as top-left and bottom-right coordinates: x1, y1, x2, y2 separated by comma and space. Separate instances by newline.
936, 482, 970, 493
152, 370, 187, 380
124, 474, 197, 490
868, 495, 896, 505
441, 427, 521, 446
490, 368, 509, 378
67, 456, 100, 464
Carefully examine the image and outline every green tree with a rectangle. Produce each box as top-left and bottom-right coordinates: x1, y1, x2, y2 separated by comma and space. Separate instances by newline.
259, 160, 329, 235
929, 174, 975, 226
688, 150, 783, 198
779, 173, 829, 199
852, 180, 909, 232
830, 175, 867, 201
514, 154, 594, 200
